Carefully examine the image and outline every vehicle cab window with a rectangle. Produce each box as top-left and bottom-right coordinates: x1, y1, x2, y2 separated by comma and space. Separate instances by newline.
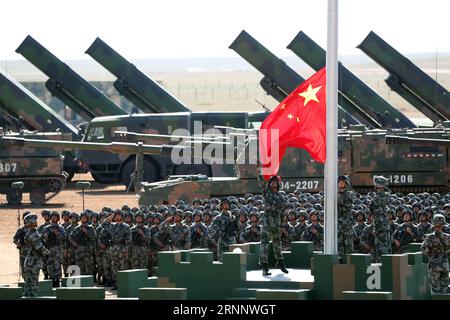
86, 126, 105, 141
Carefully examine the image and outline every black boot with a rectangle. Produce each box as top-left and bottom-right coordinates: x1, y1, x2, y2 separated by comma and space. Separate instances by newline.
44, 274, 49, 280
276, 260, 289, 274
93, 274, 97, 283
262, 263, 272, 276
112, 280, 117, 290
52, 278, 60, 288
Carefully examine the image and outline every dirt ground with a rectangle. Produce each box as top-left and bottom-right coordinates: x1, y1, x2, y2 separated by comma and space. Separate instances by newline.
0, 173, 137, 286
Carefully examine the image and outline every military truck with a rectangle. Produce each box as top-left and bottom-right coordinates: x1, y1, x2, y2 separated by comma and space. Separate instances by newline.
0, 129, 68, 205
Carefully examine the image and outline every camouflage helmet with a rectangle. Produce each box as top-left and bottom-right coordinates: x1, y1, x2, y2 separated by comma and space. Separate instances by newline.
150, 213, 162, 222
124, 211, 133, 219
338, 175, 350, 186
174, 209, 184, 218
373, 175, 389, 188
69, 212, 80, 221
432, 213, 446, 226
50, 211, 60, 219
443, 203, 450, 210
41, 209, 51, 217
134, 211, 145, 220
184, 210, 193, 218
131, 207, 139, 213
98, 211, 106, 220
101, 206, 112, 213
249, 212, 260, 220
24, 213, 38, 225
158, 205, 168, 213
417, 210, 427, 219
192, 198, 202, 206
121, 204, 131, 212
22, 211, 32, 220
61, 210, 71, 218
80, 211, 90, 219
288, 209, 297, 218
90, 211, 99, 220
220, 199, 230, 210
402, 209, 413, 219
193, 210, 203, 218
114, 209, 124, 217
355, 210, 366, 220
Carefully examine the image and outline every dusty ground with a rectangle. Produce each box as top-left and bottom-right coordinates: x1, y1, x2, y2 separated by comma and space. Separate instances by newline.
0, 173, 137, 286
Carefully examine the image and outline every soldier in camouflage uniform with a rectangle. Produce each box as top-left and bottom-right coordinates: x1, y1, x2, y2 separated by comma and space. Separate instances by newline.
131, 211, 151, 270
41, 212, 65, 287
148, 213, 163, 276
387, 209, 399, 237
183, 211, 193, 228
22, 214, 51, 297
236, 211, 249, 244
301, 211, 324, 251
65, 212, 79, 274
258, 173, 288, 276
421, 214, 450, 294
293, 210, 308, 241
37, 210, 51, 279
280, 213, 293, 250
13, 211, 32, 280
98, 212, 114, 286
361, 212, 375, 257
352, 210, 367, 253
209, 199, 238, 262
337, 176, 355, 259
240, 212, 261, 243
417, 210, 432, 242
123, 211, 134, 269
370, 176, 392, 262
190, 211, 210, 248
69, 212, 96, 276
392, 209, 420, 254
160, 211, 191, 250
109, 210, 132, 290
60, 210, 71, 277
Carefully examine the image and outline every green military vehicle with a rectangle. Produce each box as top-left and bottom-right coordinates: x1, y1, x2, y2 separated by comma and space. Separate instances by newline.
0, 129, 68, 205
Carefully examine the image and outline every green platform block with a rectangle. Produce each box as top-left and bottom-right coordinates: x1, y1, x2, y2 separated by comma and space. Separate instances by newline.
342, 291, 393, 300
18, 279, 53, 296
190, 251, 214, 265
231, 288, 258, 299
148, 277, 158, 287
408, 243, 422, 253
348, 254, 373, 291
56, 287, 105, 300
0, 287, 23, 300
407, 253, 431, 300
139, 288, 187, 300
284, 242, 314, 269
61, 275, 94, 288
312, 253, 339, 300
431, 294, 450, 300
255, 289, 311, 300
157, 251, 182, 277
117, 269, 149, 298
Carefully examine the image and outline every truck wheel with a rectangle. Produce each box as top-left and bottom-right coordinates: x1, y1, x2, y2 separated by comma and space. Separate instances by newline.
121, 158, 158, 190
6, 190, 22, 205
30, 189, 46, 205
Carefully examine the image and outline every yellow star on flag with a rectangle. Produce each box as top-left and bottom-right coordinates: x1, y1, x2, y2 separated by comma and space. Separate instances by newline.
280, 104, 286, 110
287, 113, 293, 119
298, 84, 322, 106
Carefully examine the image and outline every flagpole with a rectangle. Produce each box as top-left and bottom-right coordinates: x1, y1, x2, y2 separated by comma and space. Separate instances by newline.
324, 0, 338, 254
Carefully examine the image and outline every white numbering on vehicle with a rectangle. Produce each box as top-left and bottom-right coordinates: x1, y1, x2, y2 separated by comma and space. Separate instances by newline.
0, 162, 17, 173
388, 174, 413, 184
281, 180, 319, 190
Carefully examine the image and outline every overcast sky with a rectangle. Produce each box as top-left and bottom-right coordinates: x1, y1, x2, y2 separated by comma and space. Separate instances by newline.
1, 0, 449, 60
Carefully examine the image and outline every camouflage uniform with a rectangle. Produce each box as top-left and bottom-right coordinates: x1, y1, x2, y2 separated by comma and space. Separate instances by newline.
160, 220, 191, 250
209, 207, 237, 261
417, 221, 433, 242
392, 218, 420, 254
60, 211, 71, 276
65, 214, 79, 271
293, 221, 307, 241
236, 214, 249, 244
69, 219, 96, 275
131, 221, 151, 269
190, 220, 210, 248
353, 222, 367, 253
240, 222, 261, 243
41, 221, 65, 286
280, 219, 293, 250
98, 217, 114, 286
301, 218, 324, 251
337, 176, 354, 257
421, 214, 450, 294
36, 218, 50, 279
360, 223, 375, 256
370, 176, 392, 262
13, 224, 29, 280
148, 215, 164, 276
258, 175, 286, 271
109, 221, 132, 285
23, 214, 50, 297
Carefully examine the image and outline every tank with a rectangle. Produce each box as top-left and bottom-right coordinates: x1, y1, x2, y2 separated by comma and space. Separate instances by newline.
287, 31, 416, 128
0, 129, 68, 205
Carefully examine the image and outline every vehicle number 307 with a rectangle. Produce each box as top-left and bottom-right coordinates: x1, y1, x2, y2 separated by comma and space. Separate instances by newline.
0, 162, 17, 173
388, 174, 413, 184
281, 180, 319, 190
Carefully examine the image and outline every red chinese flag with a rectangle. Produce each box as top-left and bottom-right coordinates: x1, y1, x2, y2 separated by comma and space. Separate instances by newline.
259, 67, 326, 179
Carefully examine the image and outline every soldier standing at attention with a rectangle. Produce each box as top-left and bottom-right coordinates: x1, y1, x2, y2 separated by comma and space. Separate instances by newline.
421, 214, 450, 294
160, 211, 191, 250
22, 214, 50, 297
41, 212, 65, 287
13, 211, 32, 280
190, 211, 210, 249
209, 199, 238, 262
65, 212, 79, 274
37, 210, 51, 280
370, 176, 392, 262
131, 211, 151, 269
301, 211, 324, 251
337, 175, 355, 259
98, 212, 114, 286
109, 210, 132, 290
392, 209, 420, 254
148, 213, 164, 276
257, 170, 288, 276
60, 211, 71, 277
352, 211, 367, 253
293, 210, 308, 241
417, 210, 432, 242
240, 212, 261, 243
69, 212, 96, 277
